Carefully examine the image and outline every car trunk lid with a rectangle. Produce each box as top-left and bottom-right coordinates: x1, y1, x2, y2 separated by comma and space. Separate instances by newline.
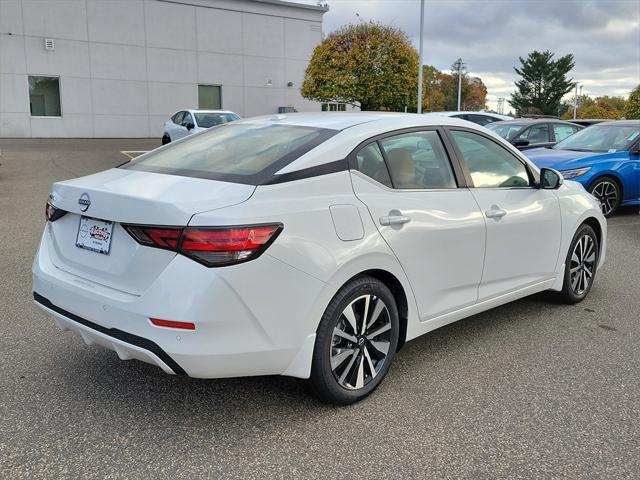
46, 168, 255, 295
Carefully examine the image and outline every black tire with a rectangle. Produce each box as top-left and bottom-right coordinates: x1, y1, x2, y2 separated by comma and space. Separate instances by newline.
558, 224, 599, 304
308, 275, 399, 405
162, 134, 171, 145
588, 176, 621, 217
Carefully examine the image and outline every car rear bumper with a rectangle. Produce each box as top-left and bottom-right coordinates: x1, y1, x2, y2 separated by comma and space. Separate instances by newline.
32, 228, 330, 379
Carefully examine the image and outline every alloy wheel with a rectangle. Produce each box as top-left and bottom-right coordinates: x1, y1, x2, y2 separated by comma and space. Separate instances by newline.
569, 234, 596, 295
330, 294, 392, 390
591, 180, 618, 216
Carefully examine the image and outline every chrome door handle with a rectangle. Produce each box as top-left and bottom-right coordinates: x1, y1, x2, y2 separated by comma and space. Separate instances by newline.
485, 207, 507, 219
379, 215, 411, 226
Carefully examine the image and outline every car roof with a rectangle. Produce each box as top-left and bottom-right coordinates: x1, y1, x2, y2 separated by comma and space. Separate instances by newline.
236, 112, 479, 131
493, 118, 580, 125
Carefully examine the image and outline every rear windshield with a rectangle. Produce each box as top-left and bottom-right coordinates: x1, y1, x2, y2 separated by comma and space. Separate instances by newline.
122, 123, 337, 184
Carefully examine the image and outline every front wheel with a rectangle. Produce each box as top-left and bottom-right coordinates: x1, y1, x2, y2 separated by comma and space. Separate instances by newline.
559, 224, 599, 304
588, 176, 621, 217
309, 276, 399, 405
161, 134, 171, 145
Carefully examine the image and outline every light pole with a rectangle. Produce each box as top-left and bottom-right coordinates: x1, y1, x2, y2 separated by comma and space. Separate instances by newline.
417, 0, 425, 113
454, 58, 465, 111
573, 83, 579, 120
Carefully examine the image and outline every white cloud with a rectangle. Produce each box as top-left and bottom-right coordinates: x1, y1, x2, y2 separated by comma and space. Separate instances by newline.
295, 0, 640, 111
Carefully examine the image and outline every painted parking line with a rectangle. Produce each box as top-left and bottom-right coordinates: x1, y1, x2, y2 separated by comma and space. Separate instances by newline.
120, 151, 148, 160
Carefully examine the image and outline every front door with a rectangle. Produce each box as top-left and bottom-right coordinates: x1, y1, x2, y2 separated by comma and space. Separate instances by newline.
447, 128, 562, 300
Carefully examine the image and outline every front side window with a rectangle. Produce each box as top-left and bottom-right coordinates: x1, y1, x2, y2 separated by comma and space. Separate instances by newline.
172, 111, 185, 124
198, 85, 222, 110
487, 123, 525, 140
553, 124, 580, 142
450, 130, 530, 188
123, 123, 336, 184
182, 112, 194, 127
379, 131, 457, 189
515, 124, 550, 144
28, 76, 61, 117
194, 112, 239, 128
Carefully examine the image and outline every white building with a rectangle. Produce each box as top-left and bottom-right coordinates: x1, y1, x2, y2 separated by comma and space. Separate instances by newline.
0, 0, 327, 138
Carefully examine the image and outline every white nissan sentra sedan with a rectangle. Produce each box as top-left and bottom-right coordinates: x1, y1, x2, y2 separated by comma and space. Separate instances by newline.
34, 113, 606, 404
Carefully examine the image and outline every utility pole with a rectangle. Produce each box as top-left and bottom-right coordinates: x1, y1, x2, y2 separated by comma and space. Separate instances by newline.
417, 0, 425, 113
573, 83, 579, 120
454, 58, 465, 111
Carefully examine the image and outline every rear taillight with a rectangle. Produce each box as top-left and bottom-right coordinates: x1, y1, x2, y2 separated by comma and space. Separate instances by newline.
122, 223, 283, 267
45, 201, 66, 222
123, 225, 182, 251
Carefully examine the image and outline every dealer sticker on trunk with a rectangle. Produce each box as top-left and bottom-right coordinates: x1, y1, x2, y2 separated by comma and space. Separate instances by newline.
76, 216, 114, 255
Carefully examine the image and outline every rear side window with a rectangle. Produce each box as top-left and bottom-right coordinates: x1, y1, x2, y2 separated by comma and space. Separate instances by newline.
355, 143, 392, 187
467, 114, 494, 126
451, 130, 530, 188
123, 123, 336, 184
379, 131, 457, 189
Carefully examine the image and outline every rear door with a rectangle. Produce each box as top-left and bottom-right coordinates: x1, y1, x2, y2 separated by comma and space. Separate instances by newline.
446, 128, 562, 300
349, 128, 486, 321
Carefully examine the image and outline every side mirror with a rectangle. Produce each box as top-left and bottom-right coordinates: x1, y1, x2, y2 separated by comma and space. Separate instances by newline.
540, 167, 563, 189
185, 122, 195, 131
629, 145, 640, 157
513, 139, 530, 148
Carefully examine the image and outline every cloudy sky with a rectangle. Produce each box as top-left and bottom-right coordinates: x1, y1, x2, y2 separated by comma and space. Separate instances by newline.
297, 0, 640, 111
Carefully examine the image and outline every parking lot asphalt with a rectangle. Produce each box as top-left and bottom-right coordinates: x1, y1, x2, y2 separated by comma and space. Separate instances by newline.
0, 138, 639, 479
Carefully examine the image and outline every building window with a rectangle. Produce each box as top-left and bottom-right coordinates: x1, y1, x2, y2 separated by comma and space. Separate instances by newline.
198, 85, 221, 110
28, 76, 61, 117
321, 102, 347, 112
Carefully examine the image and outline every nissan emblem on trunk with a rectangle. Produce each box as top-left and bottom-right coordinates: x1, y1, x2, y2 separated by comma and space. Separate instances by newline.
78, 193, 91, 212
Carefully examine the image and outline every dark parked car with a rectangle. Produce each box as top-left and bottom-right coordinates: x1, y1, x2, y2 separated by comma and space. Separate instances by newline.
487, 119, 583, 150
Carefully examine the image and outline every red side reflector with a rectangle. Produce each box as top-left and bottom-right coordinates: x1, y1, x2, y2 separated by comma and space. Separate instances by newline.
150, 318, 195, 330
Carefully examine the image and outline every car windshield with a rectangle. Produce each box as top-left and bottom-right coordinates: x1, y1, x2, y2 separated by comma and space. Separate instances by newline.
194, 112, 239, 128
123, 123, 336, 184
486, 123, 525, 140
553, 125, 640, 152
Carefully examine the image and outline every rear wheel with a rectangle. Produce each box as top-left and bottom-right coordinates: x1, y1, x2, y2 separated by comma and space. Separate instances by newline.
309, 276, 399, 405
559, 224, 599, 304
588, 176, 620, 217
162, 134, 171, 145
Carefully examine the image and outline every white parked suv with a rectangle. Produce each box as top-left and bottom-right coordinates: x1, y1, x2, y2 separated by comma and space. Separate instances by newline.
162, 109, 240, 144
35, 113, 606, 404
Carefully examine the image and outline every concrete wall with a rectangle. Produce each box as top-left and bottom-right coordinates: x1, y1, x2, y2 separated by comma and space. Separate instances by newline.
0, 0, 325, 137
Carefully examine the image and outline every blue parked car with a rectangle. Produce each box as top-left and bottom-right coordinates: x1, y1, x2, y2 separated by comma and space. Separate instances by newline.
525, 121, 640, 216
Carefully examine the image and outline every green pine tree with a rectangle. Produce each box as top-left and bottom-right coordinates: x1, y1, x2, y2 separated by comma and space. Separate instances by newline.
509, 50, 575, 116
